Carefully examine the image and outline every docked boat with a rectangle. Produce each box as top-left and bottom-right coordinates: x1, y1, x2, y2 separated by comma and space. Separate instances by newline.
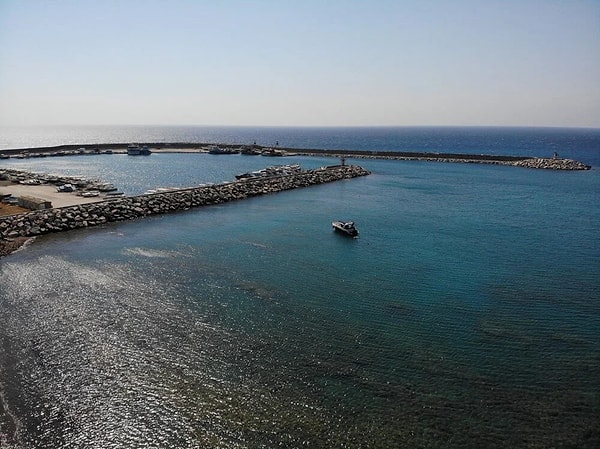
208, 146, 239, 155
95, 183, 117, 192
78, 190, 100, 197
127, 144, 151, 156
56, 184, 75, 193
144, 187, 178, 195
261, 148, 285, 157
240, 146, 261, 155
20, 178, 41, 185
332, 221, 359, 238
236, 164, 301, 180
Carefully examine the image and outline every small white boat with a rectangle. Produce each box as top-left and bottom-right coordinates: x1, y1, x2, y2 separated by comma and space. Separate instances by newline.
80, 190, 100, 197
332, 221, 359, 238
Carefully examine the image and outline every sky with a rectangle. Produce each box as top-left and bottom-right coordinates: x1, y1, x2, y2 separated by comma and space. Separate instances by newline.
0, 0, 599, 128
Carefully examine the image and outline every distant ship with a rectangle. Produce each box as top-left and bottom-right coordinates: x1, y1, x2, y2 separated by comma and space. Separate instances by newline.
127, 144, 151, 156
332, 221, 359, 238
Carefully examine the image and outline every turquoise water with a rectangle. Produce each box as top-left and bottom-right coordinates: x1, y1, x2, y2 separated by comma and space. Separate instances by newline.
1, 128, 599, 448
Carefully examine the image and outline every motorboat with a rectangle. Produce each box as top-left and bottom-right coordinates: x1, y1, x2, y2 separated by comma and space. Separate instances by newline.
332, 221, 359, 238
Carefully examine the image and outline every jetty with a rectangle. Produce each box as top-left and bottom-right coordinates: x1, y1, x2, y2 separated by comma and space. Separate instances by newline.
0, 165, 370, 256
290, 149, 592, 170
0, 143, 592, 170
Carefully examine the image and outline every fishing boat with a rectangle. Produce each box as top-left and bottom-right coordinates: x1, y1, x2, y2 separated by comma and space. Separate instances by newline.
332, 221, 359, 238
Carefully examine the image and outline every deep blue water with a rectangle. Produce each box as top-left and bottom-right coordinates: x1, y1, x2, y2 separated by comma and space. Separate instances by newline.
2, 125, 599, 166
0, 127, 599, 448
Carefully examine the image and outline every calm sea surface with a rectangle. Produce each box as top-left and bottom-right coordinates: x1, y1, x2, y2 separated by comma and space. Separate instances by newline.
1, 126, 599, 448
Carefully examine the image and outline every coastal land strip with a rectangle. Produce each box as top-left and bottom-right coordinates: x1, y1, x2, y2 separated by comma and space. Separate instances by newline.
0, 142, 592, 170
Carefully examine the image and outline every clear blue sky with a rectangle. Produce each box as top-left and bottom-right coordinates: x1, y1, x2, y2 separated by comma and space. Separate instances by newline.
1, 0, 599, 127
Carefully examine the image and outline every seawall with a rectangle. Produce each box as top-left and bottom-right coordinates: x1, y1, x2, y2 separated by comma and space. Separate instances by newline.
0, 143, 591, 170
293, 150, 591, 170
0, 165, 370, 242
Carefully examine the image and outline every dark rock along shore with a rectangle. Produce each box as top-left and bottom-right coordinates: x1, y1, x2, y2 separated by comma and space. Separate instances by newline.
0, 165, 370, 256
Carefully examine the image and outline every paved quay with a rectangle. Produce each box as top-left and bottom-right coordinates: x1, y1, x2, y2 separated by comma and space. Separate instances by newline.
0, 183, 106, 208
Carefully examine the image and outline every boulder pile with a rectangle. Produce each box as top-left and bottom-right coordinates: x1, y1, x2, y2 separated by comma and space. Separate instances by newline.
313, 154, 591, 170
510, 158, 591, 170
0, 165, 370, 240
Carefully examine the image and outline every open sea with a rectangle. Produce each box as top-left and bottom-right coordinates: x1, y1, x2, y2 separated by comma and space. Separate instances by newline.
0, 126, 599, 448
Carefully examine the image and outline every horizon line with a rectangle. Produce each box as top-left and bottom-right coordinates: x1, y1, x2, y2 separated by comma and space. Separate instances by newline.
2, 124, 599, 131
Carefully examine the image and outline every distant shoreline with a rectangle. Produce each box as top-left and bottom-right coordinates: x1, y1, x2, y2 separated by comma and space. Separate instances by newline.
0, 142, 592, 169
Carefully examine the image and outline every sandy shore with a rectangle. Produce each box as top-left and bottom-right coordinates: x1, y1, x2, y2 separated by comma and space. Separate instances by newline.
0, 183, 107, 208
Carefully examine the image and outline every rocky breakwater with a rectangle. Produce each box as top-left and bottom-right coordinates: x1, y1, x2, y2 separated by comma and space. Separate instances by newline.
511, 158, 591, 170
0, 165, 370, 245
293, 149, 592, 170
